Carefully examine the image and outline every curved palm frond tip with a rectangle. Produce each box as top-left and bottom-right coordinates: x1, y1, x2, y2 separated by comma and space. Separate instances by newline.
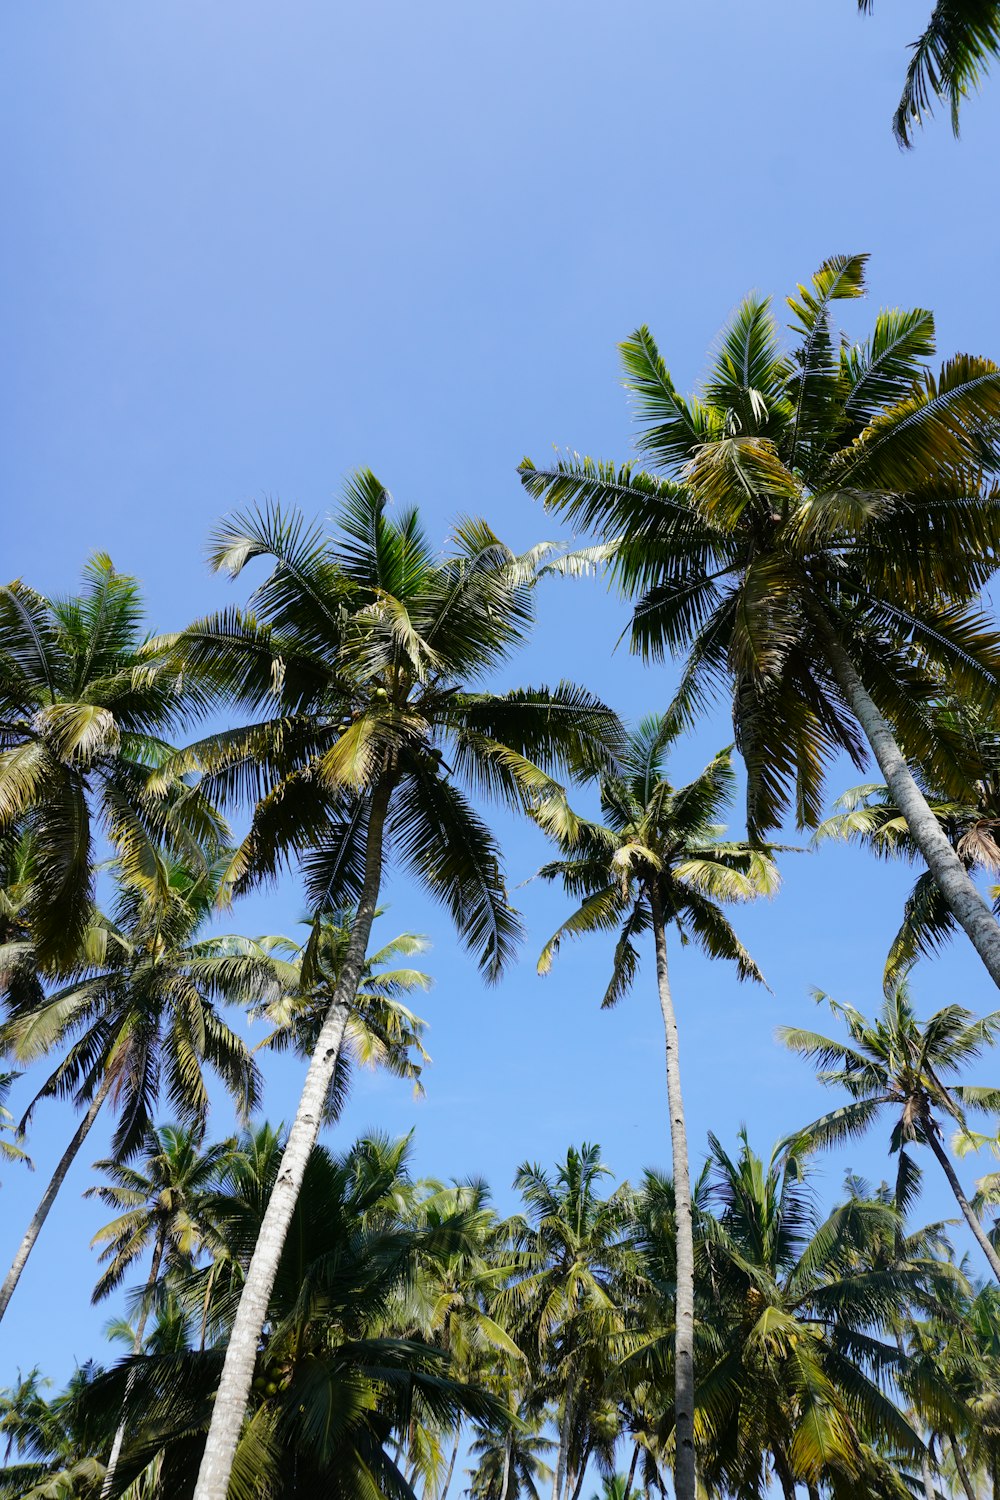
858, 0, 1000, 145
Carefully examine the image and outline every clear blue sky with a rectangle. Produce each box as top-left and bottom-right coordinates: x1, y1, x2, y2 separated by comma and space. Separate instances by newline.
3, 0, 1000, 1388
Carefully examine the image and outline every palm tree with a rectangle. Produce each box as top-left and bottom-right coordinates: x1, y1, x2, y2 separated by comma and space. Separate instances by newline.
694, 1132, 929, 1499
159, 477, 621, 1500
532, 714, 778, 1500
249, 908, 433, 1118
817, 711, 1000, 985
0, 1361, 107, 1499
467, 1415, 555, 1500
498, 1145, 635, 1500
0, 856, 271, 1325
520, 254, 1000, 996
855, 0, 1000, 146
0, 555, 222, 963
86, 1123, 234, 1498
780, 984, 1000, 1282
79, 1133, 499, 1500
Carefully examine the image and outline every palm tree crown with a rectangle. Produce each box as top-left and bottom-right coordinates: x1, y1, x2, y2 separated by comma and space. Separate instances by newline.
521, 253, 1000, 837
0, 556, 220, 962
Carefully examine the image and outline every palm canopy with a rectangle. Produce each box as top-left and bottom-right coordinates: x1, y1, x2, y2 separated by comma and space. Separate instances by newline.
779, 984, 1000, 1159
249, 907, 432, 1117
535, 713, 779, 1007
0, 556, 222, 962
161, 477, 622, 981
858, 0, 1000, 145
78, 1133, 501, 1500
692, 1132, 931, 1499
520, 254, 1000, 836
0, 857, 272, 1161
85, 1123, 235, 1306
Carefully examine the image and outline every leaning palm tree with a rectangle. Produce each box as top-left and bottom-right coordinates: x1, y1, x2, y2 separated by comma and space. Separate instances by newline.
532, 714, 778, 1500
780, 985, 1000, 1282
0, 856, 271, 1326
161, 477, 621, 1500
86, 1123, 234, 1499
521, 254, 1000, 995
0, 555, 222, 963
856, 0, 1000, 146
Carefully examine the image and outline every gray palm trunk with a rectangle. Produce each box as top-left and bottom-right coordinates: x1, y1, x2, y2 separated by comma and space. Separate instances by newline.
191, 774, 394, 1500
0, 1068, 115, 1325
924, 1119, 1000, 1284
550, 1380, 574, 1500
949, 1436, 978, 1500
648, 883, 696, 1500
499, 1434, 512, 1500
99, 1226, 167, 1499
921, 1448, 936, 1500
820, 625, 1000, 992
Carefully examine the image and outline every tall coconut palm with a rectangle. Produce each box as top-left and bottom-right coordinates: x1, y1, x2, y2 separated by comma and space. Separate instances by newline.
856, 0, 1000, 145
468, 1415, 555, 1500
779, 985, 1000, 1282
0, 556, 222, 964
86, 1123, 234, 1499
532, 715, 778, 1500
520, 254, 1000, 996
159, 477, 621, 1500
498, 1145, 635, 1500
0, 857, 271, 1326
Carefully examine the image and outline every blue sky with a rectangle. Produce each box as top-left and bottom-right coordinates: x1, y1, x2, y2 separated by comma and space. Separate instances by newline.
4, 0, 1000, 1390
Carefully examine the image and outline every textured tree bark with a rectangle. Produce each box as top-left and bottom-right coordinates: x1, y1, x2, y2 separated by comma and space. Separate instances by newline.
192, 776, 394, 1500
100, 1226, 166, 1498
925, 1123, 1000, 1283
819, 622, 1000, 992
649, 883, 696, 1500
0, 1070, 115, 1325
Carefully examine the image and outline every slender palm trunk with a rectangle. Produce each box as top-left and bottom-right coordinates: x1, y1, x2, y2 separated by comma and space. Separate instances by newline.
649, 883, 696, 1500
622, 1441, 640, 1500
551, 1379, 574, 1500
499, 1432, 512, 1500
925, 1123, 1000, 1283
0, 1070, 114, 1324
567, 1444, 590, 1500
192, 775, 394, 1500
100, 1228, 166, 1499
922, 1449, 936, 1500
820, 624, 1000, 991
949, 1436, 978, 1500
439, 1431, 460, 1500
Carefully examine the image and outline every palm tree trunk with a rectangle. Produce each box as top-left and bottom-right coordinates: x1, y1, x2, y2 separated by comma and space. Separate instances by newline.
0, 1070, 114, 1324
567, 1445, 590, 1500
192, 774, 395, 1500
100, 1228, 166, 1499
500, 1432, 512, 1500
949, 1436, 978, 1500
924, 1124, 1000, 1282
922, 1449, 936, 1500
649, 883, 696, 1500
819, 623, 1000, 991
623, 1441, 640, 1500
551, 1380, 574, 1500
439, 1431, 461, 1500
